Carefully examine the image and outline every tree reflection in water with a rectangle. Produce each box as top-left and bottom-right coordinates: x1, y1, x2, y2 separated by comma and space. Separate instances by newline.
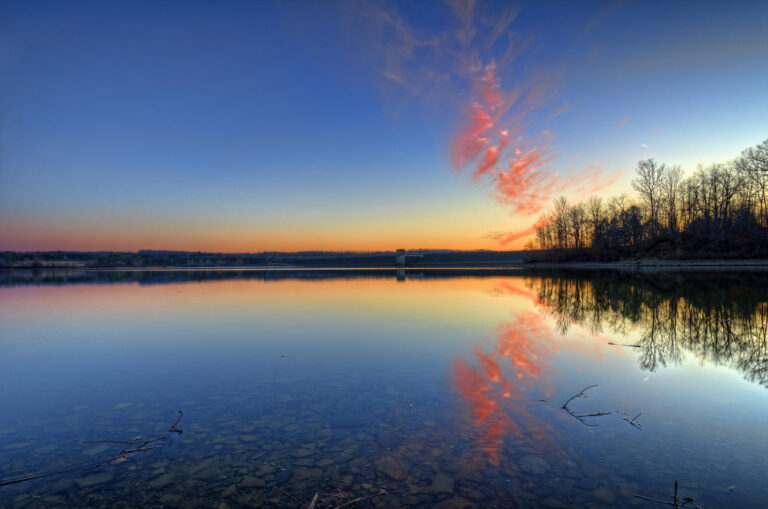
453, 271, 768, 465
527, 271, 768, 388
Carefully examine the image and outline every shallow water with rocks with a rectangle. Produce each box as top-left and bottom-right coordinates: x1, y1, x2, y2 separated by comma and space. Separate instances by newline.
1, 269, 766, 508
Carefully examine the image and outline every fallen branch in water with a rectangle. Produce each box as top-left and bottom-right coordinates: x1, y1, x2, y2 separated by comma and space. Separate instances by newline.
0, 410, 184, 488
332, 488, 387, 509
576, 411, 612, 418
560, 384, 599, 409
275, 485, 387, 509
560, 385, 612, 426
634, 480, 702, 509
275, 486, 304, 505
623, 412, 644, 430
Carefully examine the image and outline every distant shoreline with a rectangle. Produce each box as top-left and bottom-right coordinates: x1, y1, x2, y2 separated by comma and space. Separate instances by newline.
524, 258, 768, 271
2, 250, 768, 272
3, 259, 768, 272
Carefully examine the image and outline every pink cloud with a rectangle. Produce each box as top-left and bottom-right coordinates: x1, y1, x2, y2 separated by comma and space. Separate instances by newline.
357, 1, 621, 246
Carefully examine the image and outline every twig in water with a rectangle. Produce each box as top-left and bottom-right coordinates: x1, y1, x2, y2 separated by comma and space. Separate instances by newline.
623, 412, 644, 430
276, 485, 387, 509
0, 473, 47, 487
634, 480, 702, 509
607, 341, 641, 348
576, 411, 612, 418
0, 410, 184, 488
332, 488, 387, 509
168, 410, 184, 434
560, 385, 611, 426
560, 385, 599, 409
274, 486, 304, 506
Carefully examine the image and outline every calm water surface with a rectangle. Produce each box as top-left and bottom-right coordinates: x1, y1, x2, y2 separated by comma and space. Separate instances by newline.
1, 269, 766, 508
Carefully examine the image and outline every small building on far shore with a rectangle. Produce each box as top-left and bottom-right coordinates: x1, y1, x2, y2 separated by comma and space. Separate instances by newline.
396, 249, 406, 266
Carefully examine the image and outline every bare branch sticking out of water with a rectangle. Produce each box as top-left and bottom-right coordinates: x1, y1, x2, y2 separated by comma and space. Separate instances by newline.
0, 410, 184, 488
634, 480, 702, 509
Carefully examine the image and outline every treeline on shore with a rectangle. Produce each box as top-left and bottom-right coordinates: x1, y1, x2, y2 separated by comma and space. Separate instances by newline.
524, 139, 768, 262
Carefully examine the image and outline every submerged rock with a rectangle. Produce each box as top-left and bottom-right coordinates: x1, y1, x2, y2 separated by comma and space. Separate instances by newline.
149, 472, 176, 489
75, 472, 114, 488
292, 448, 314, 458
83, 444, 110, 456
375, 456, 408, 481
593, 486, 616, 503
293, 467, 322, 480
255, 465, 276, 476
519, 456, 549, 475
433, 496, 477, 509
540, 497, 569, 508
430, 473, 454, 494
619, 483, 639, 498
241, 476, 266, 488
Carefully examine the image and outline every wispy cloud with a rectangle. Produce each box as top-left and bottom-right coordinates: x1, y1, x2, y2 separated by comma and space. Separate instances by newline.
548, 101, 573, 119
356, 1, 619, 243
614, 114, 630, 130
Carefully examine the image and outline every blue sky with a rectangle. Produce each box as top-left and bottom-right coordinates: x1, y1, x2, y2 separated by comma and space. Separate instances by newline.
1, 0, 766, 251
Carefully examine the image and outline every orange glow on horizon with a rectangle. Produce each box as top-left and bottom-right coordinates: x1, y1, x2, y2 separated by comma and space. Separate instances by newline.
0, 207, 550, 252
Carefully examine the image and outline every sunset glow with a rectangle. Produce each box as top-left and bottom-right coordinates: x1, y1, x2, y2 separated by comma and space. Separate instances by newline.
2, 0, 766, 251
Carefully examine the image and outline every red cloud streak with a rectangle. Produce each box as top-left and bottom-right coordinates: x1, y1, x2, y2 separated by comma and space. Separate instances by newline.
451, 63, 618, 243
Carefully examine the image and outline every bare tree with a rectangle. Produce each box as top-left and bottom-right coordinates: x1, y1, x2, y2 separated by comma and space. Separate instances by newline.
632, 159, 666, 235
661, 164, 683, 232
568, 203, 586, 248
735, 139, 768, 226
553, 196, 570, 249
585, 196, 604, 246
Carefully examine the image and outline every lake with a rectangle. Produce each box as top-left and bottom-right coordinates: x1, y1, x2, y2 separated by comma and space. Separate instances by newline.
1, 269, 766, 508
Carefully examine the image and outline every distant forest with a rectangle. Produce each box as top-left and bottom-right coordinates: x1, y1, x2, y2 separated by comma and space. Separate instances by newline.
0, 249, 523, 269
525, 139, 768, 261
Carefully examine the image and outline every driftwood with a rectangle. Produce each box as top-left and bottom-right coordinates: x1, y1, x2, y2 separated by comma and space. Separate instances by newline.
634, 480, 702, 509
0, 410, 183, 488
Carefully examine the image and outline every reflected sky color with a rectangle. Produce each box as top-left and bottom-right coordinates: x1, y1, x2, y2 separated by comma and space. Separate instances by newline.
1, 271, 766, 508
2, 1, 767, 251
